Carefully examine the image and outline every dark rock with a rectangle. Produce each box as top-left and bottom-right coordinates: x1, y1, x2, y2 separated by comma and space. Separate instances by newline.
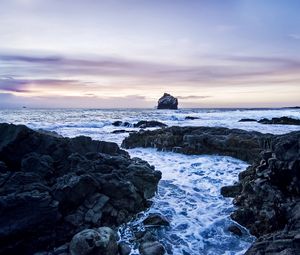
111, 130, 135, 134
157, 93, 178, 110
185, 116, 199, 120
0, 161, 8, 173
112, 121, 131, 127
258, 116, 300, 125
69, 227, 118, 255
238, 118, 257, 122
228, 225, 243, 236
134, 121, 167, 128
139, 241, 165, 255
220, 184, 241, 197
118, 241, 131, 255
0, 123, 161, 254
143, 213, 170, 227
122, 126, 272, 163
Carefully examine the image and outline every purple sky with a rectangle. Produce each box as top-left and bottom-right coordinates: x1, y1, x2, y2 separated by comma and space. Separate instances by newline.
0, 0, 300, 108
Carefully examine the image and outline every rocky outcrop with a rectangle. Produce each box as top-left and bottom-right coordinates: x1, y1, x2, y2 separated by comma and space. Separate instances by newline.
238, 118, 257, 122
122, 126, 272, 163
121, 126, 300, 254
134, 121, 167, 129
157, 93, 178, 110
258, 116, 300, 125
0, 123, 161, 255
112, 120, 167, 129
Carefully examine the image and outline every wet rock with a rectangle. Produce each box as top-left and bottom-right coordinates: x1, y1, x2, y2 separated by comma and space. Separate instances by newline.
69, 227, 118, 255
134, 121, 167, 128
258, 116, 300, 125
143, 213, 170, 227
118, 241, 131, 255
122, 126, 270, 163
112, 121, 131, 127
220, 184, 241, 197
0, 123, 161, 254
238, 118, 257, 122
228, 225, 243, 236
111, 130, 135, 134
157, 93, 178, 110
185, 116, 199, 120
139, 241, 165, 255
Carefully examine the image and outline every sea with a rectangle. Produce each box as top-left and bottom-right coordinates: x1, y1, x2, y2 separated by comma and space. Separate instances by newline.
1, 108, 299, 255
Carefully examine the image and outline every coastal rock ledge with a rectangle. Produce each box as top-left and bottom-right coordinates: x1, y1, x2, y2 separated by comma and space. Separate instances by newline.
0, 123, 161, 255
122, 126, 300, 255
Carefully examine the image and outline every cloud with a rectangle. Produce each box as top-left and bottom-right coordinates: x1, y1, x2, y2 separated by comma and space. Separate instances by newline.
1, 52, 300, 106
177, 95, 211, 100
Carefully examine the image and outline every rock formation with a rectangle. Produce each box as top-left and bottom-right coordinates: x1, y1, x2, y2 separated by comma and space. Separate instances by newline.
0, 123, 161, 255
157, 93, 178, 110
122, 126, 300, 254
258, 116, 300, 125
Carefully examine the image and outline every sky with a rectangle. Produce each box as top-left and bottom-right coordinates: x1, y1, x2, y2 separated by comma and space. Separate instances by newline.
0, 0, 300, 108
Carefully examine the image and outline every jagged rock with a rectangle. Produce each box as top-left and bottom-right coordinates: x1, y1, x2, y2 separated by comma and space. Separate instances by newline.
238, 118, 257, 122
122, 126, 271, 163
69, 227, 118, 255
258, 116, 300, 125
139, 241, 165, 255
0, 123, 161, 255
185, 116, 199, 120
228, 225, 243, 236
112, 121, 131, 127
134, 121, 167, 128
220, 184, 241, 197
143, 213, 170, 227
157, 93, 178, 110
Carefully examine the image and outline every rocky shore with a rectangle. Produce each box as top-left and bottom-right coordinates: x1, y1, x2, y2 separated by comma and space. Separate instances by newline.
122, 126, 300, 254
0, 123, 161, 255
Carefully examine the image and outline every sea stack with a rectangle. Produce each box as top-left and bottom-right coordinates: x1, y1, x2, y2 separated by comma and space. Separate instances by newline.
157, 93, 178, 110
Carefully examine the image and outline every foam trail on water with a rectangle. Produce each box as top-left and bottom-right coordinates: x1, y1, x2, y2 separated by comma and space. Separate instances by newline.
118, 148, 255, 255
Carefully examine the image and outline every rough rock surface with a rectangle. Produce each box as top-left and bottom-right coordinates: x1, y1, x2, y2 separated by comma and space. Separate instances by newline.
69, 227, 118, 255
121, 126, 300, 254
238, 118, 257, 122
0, 123, 161, 255
112, 120, 167, 129
122, 126, 272, 162
258, 116, 300, 125
157, 93, 178, 110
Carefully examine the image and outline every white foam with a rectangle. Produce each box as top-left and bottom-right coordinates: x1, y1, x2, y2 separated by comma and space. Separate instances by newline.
118, 148, 255, 255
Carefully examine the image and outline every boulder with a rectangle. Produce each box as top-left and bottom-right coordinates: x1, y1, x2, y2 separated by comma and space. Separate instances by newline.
69, 227, 118, 255
157, 93, 178, 110
143, 213, 170, 227
139, 241, 165, 255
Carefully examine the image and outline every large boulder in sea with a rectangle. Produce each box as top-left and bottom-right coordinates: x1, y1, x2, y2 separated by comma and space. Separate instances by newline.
0, 123, 161, 255
157, 93, 178, 110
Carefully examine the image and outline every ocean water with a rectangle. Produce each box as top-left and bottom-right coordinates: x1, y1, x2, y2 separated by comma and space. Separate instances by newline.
0, 108, 299, 254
